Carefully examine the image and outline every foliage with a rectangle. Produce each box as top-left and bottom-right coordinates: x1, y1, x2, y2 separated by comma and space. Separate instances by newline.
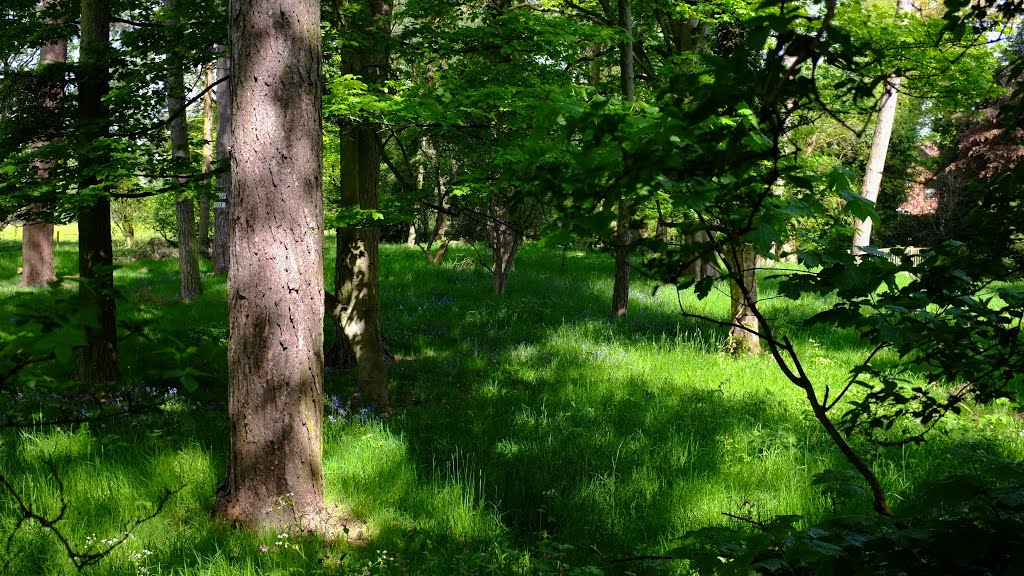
673, 452, 1024, 575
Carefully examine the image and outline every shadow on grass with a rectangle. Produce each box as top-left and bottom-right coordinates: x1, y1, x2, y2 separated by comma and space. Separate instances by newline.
4, 240, 1018, 575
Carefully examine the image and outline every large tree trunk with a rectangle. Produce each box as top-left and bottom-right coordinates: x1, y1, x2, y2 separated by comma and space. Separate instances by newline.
214, 0, 325, 529
20, 214, 56, 288
166, 0, 203, 302
723, 244, 760, 355
212, 51, 231, 275
199, 62, 214, 257
19, 20, 66, 289
610, 0, 634, 317
852, 0, 912, 256
331, 1, 391, 410
76, 0, 117, 383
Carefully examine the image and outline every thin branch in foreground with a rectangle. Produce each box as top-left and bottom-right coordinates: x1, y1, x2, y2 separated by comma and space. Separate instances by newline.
1, 461, 184, 572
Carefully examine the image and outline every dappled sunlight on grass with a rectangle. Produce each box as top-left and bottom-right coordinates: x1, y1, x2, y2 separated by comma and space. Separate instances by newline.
2, 240, 1024, 574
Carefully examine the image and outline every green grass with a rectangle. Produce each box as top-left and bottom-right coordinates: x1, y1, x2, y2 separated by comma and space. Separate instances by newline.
2, 236, 1023, 575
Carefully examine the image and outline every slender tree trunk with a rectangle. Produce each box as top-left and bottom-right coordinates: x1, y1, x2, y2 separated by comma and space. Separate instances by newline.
406, 222, 417, 246
406, 139, 427, 248
853, 0, 912, 256
425, 157, 453, 265
212, 51, 232, 275
488, 200, 520, 295
199, 62, 214, 256
685, 231, 720, 280
611, 200, 631, 315
19, 22, 66, 289
611, 0, 634, 317
724, 244, 760, 354
335, 124, 389, 409
214, 0, 325, 529
655, 219, 668, 243
332, 1, 391, 411
76, 0, 117, 383
165, 0, 203, 302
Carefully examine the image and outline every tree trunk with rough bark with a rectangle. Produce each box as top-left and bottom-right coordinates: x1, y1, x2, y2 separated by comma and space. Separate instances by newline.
331, 1, 391, 411
724, 244, 760, 355
199, 62, 214, 257
214, 0, 326, 529
76, 0, 118, 383
166, 0, 203, 302
334, 123, 389, 409
212, 51, 231, 275
853, 0, 913, 256
19, 14, 65, 289
20, 218, 55, 288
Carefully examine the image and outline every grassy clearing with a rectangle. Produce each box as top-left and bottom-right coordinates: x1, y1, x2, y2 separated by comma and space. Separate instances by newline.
1, 237, 1023, 575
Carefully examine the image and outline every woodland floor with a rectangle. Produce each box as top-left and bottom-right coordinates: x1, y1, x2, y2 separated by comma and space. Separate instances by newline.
1, 227, 1023, 575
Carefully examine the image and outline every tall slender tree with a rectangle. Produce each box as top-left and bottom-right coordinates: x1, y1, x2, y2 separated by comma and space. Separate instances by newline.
852, 0, 913, 255
212, 49, 231, 275
76, 0, 118, 382
214, 0, 326, 527
199, 61, 214, 256
611, 0, 634, 317
18, 0, 66, 289
165, 0, 203, 302
331, 0, 392, 410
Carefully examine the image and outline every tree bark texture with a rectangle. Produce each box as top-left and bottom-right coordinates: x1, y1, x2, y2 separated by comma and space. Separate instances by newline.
852, 0, 912, 255
19, 19, 66, 289
332, 0, 392, 411
166, 0, 203, 302
335, 124, 389, 409
215, 0, 325, 529
76, 0, 118, 382
20, 218, 56, 288
724, 244, 761, 355
212, 51, 232, 275
199, 62, 214, 256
